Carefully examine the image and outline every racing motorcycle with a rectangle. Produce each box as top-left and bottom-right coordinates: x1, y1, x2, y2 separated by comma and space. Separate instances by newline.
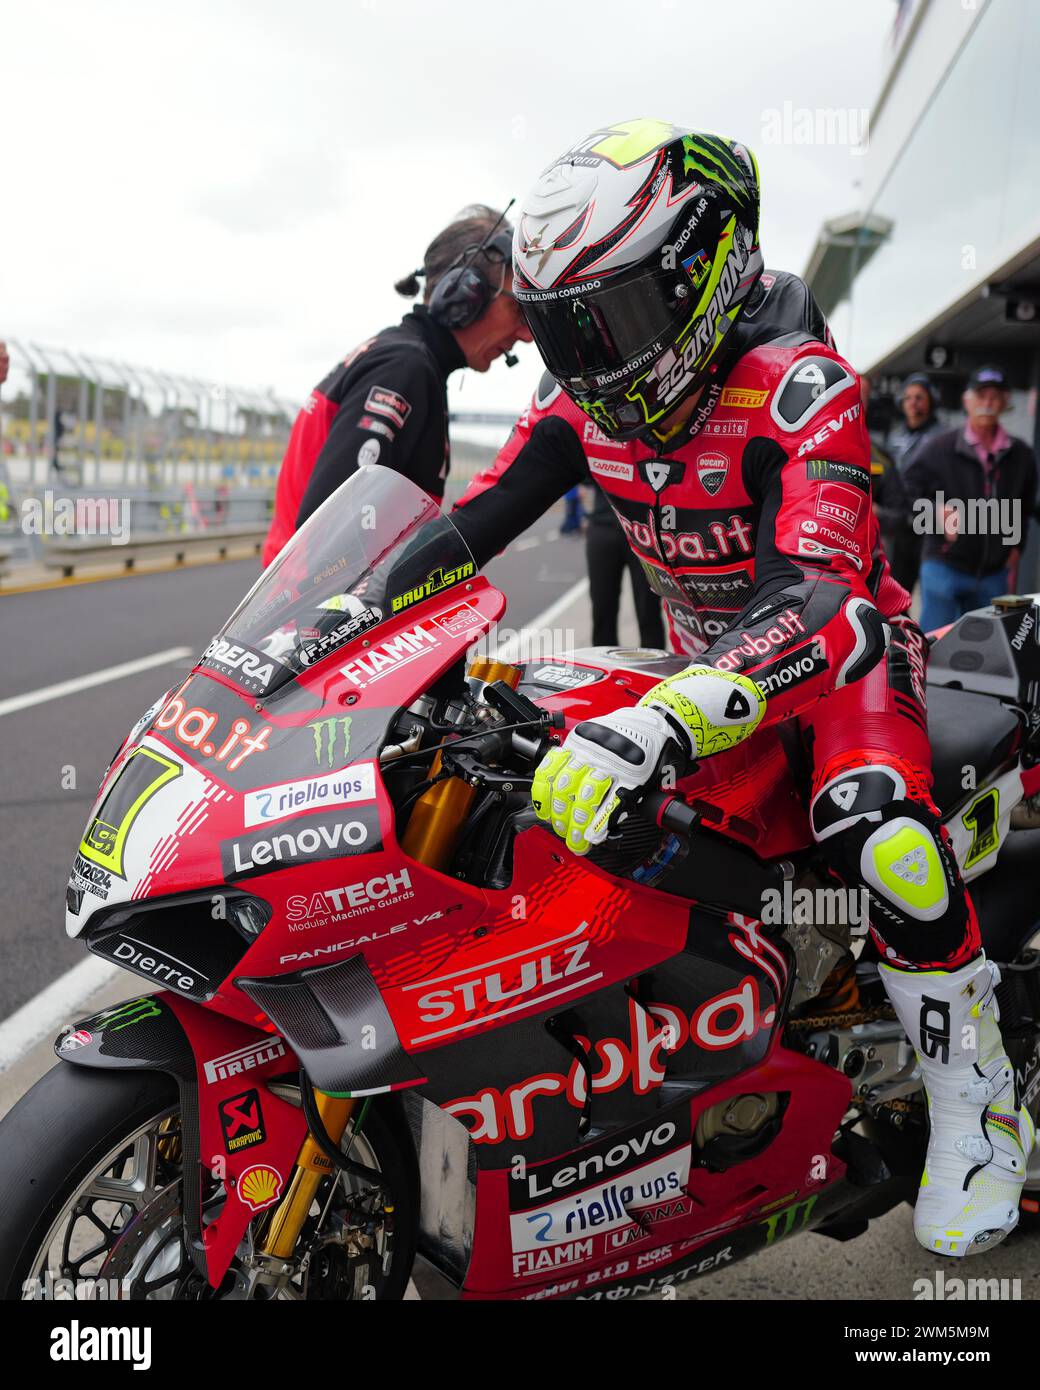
1, 464, 1038, 1302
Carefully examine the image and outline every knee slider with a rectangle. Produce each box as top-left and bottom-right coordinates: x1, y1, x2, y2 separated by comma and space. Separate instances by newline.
860, 812, 949, 921
816, 793, 956, 924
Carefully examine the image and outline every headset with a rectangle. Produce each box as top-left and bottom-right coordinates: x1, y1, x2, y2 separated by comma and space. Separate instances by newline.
427, 200, 516, 331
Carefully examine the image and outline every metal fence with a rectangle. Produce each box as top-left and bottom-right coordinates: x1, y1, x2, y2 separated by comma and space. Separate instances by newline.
0, 340, 298, 490
0, 341, 514, 573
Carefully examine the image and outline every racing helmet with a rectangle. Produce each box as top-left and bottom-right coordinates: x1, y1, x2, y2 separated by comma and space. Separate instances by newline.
513, 119, 763, 443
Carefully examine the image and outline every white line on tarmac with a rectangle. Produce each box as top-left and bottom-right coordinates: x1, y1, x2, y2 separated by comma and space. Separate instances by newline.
492, 578, 589, 664
0, 956, 120, 1073
0, 579, 595, 1066
0, 646, 192, 718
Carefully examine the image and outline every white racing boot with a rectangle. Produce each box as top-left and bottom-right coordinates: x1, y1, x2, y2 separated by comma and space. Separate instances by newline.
880, 953, 1035, 1257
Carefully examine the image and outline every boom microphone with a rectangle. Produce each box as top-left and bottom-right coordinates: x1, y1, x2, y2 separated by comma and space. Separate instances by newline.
504, 352, 519, 367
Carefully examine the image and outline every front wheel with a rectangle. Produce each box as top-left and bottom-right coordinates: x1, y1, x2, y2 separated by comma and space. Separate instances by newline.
0, 1063, 418, 1300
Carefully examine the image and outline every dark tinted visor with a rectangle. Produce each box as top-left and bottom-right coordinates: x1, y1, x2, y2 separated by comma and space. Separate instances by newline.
516, 267, 691, 388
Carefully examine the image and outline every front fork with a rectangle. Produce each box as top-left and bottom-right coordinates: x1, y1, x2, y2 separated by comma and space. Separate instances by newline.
258, 1093, 357, 1260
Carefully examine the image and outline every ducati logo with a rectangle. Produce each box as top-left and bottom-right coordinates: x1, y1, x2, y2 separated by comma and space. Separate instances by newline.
638, 459, 683, 493
696, 453, 728, 496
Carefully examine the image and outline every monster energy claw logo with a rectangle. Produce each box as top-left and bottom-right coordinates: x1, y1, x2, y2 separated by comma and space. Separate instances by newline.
760, 1194, 818, 1244
310, 717, 352, 769
99, 997, 163, 1031
681, 135, 747, 197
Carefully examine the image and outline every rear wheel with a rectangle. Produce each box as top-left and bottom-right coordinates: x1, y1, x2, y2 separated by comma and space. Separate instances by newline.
0, 1063, 418, 1300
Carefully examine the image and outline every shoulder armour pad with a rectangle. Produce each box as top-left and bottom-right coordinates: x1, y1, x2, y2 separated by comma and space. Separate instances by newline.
770, 354, 855, 433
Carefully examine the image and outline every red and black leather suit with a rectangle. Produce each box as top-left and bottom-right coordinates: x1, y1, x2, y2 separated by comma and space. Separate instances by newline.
451, 272, 979, 972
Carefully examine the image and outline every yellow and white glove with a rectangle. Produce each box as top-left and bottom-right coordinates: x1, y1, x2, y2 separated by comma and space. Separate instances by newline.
531, 666, 766, 855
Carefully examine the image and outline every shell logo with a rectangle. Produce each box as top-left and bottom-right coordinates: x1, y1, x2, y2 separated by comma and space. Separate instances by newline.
237, 1164, 283, 1212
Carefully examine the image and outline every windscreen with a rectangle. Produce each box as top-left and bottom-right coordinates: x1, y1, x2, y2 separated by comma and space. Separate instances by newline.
202, 465, 477, 696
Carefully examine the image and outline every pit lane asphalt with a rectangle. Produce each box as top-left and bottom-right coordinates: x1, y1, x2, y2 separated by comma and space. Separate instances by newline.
0, 502, 588, 1023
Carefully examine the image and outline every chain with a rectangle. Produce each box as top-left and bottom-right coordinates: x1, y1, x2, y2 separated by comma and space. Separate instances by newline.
786, 1003, 896, 1032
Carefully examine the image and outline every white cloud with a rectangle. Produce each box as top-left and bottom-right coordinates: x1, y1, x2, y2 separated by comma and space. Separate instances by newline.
0, 0, 893, 416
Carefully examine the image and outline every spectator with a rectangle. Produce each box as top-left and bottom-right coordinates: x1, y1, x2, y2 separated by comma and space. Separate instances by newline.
559, 484, 584, 535
585, 487, 665, 648
905, 364, 1037, 631
872, 373, 943, 594
0, 341, 9, 386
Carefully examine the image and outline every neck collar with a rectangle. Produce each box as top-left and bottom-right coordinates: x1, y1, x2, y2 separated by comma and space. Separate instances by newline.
405, 305, 468, 376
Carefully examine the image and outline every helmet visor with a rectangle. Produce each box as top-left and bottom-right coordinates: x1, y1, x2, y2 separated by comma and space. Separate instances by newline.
515, 267, 692, 390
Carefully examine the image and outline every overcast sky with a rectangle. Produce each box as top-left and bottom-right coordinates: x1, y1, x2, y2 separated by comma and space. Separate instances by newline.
1, 0, 896, 416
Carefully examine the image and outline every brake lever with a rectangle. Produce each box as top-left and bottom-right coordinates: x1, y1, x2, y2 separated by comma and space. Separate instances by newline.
439, 745, 534, 792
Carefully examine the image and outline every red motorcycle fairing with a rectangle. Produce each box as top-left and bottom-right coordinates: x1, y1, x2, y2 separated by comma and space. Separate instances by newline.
401, 905, 853, 1298
462, 1042, 852, 1300
55, 991, 306, 1289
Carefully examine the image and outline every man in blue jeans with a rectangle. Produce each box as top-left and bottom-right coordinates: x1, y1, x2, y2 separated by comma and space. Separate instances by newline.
905, 364, 1037, 631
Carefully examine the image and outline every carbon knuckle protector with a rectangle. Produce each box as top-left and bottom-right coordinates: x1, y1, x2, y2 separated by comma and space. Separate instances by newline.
640, 665, 766, 758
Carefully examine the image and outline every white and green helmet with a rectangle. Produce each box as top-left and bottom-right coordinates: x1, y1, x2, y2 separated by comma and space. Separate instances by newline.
513, 118, 763, 443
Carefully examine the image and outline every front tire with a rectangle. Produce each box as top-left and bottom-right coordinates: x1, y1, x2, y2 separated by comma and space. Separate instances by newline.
0, 1063, 418, 1300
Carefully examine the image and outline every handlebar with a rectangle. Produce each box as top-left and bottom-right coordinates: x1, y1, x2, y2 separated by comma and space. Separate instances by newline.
638, 790, 700, 837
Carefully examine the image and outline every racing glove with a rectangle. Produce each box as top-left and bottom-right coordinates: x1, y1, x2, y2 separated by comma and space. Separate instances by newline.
531, 666, 766, 854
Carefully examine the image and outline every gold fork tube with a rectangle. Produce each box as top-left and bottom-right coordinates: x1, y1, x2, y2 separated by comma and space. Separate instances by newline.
258, 1094, 357, 1259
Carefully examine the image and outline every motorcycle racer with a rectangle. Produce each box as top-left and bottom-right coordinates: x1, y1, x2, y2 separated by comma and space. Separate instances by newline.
451, 119, 1034, 1257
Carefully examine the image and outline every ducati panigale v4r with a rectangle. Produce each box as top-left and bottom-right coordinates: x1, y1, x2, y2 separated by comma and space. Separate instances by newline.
1, 464, 1039, 1303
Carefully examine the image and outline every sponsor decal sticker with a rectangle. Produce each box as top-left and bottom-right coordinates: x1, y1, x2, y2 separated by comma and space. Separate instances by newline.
403, 921, 598, 1045
719, 387, 767, 408
358, 414, 395, 440
696, 452, 728, 497
445, 979, 775, 1145
300, 609, 382, 666
583, 420, 626, 449
308, 717, 354, 770
222, 807, 379, 882
390, 562, 475, 614
701, 417, 747, 439
510, 1147, 691, 1255
68, 852, 112, 903
59, 1029, 92, 1052
431, 603, 485, 640
201, 638, 276, 695
364, 386, 411, 429
358, 438, 381, 466
219, 1089, 267, 1154
804, 457, 870, 494
527, 664, 601, 690
752, 647, 828, 696
204, 1038, 288, 1085
814, 482, 863, 533
154, 695, 272, 772
237, 1164, 283, 1212
340, 623, 440, 688
286, 868, 414, 931
244, 761, 375, 827
712, 609, 807, 672
587, 456, 634, 482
